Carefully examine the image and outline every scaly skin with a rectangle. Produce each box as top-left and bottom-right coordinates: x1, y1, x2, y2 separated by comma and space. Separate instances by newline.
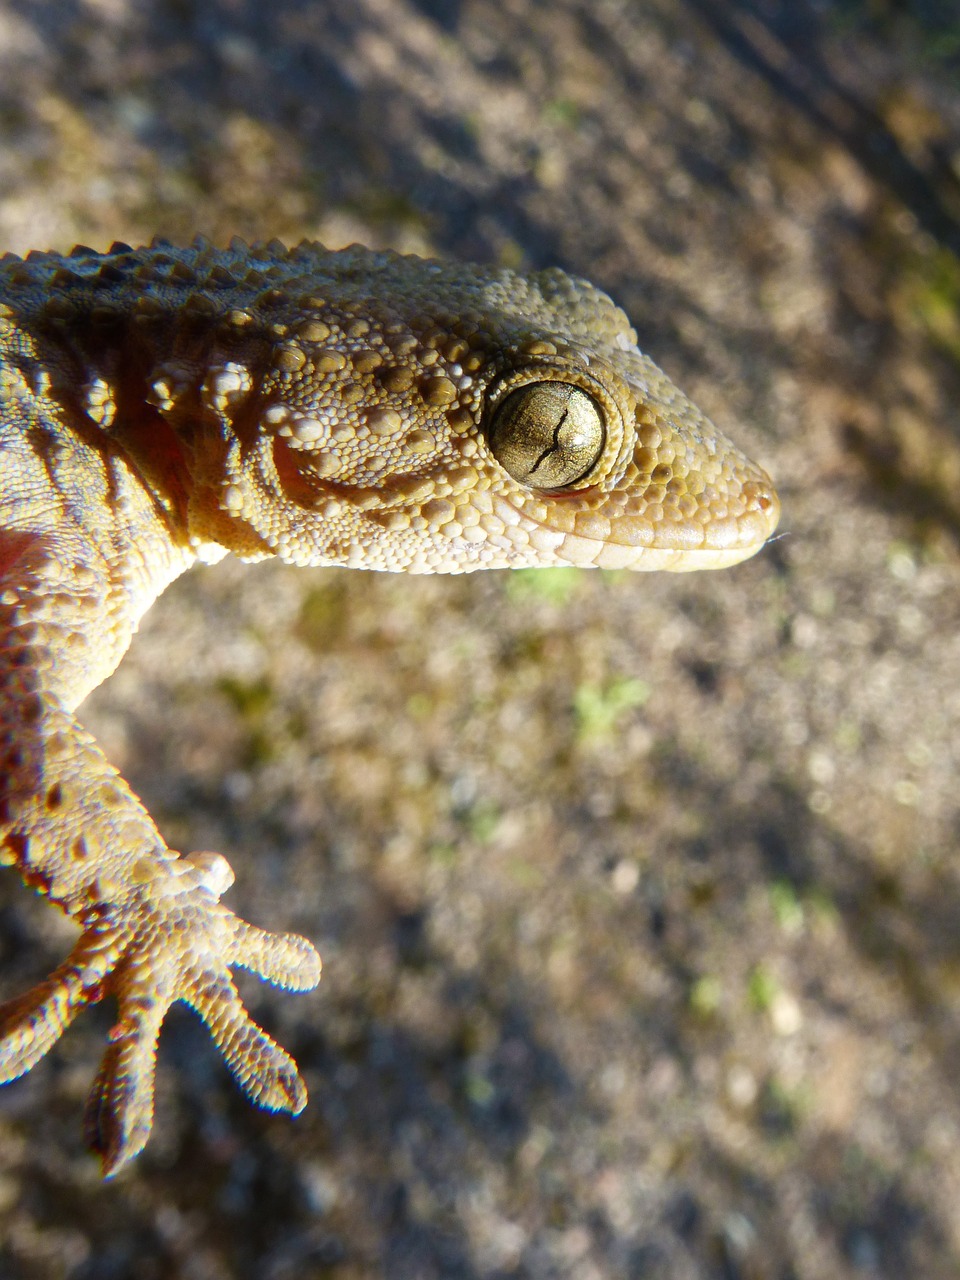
0, 238, 779, 1174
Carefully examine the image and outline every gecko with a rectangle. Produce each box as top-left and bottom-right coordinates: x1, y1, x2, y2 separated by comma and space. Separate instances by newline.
0, 238, 779, 1174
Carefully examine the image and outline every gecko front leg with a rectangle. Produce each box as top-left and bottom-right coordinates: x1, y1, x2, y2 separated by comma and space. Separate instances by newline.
0, 439, 321, 1174
0, 666, 322, 1175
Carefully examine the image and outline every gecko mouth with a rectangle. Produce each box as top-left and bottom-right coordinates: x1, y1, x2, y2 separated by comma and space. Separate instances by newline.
492, 458, 780, 571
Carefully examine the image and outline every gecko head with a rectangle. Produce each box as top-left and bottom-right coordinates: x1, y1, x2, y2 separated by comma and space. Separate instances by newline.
210, 251, 778, 574
249, 343, 779, 573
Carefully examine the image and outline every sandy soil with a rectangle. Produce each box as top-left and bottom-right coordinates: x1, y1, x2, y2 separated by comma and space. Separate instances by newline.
1, 1, 959, 1277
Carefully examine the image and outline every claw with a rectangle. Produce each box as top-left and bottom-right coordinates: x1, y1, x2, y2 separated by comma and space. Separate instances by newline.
188, 975, 309, 1113
84, 984, 170, 1177
0, 925, 122, 1083
0, 864, 321, 1174
0, 968, 88, 1083
230, 918, 323, 991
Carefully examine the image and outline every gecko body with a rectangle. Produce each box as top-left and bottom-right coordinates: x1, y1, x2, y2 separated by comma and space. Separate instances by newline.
0, 239, 778, 1173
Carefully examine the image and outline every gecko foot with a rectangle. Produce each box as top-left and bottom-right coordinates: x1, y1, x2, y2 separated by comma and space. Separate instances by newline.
0, 851, 321, 1176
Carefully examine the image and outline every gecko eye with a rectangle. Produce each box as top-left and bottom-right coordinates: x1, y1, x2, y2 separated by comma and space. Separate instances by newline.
488, 382, 606, 488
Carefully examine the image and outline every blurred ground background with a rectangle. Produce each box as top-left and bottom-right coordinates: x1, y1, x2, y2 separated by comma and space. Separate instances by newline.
1, 1, 959, 1277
